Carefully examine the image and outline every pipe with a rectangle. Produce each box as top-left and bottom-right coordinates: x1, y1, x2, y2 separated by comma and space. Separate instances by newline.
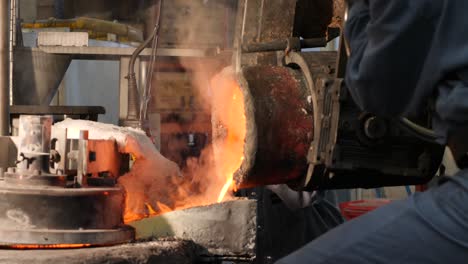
126, 27, 157, 120
0, 0, 9, 135
242, 37, 327, 53
398, 117, 438, 143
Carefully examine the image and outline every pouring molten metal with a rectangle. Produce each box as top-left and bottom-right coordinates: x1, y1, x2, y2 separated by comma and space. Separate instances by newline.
52, 66, 247, 224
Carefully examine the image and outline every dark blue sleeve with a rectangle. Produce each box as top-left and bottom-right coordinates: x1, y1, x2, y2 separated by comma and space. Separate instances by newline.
344, 0, 434, 117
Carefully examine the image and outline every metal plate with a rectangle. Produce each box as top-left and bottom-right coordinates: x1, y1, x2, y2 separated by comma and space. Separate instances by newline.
0, 227, 134, 246
10, 105, 106, 116
0, 183, 125, 230
0, 183, 134, 246
4, 172, 67, 187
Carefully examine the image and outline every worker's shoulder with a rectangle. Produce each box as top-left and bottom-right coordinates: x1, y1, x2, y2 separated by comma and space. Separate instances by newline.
370, 0, 441, 17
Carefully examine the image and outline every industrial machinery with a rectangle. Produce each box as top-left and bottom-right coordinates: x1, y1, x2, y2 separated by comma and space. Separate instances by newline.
211, 0, 445, 191
0, 115, 133, 247
0, 0, 226, 248
0, 0, 446, 261
219, 52, 444, 191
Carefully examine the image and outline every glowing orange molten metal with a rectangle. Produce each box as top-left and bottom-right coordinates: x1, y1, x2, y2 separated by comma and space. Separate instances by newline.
212, 72, 246, 202
217, 175, 233, 203
121, 68, 246, 223
9, 244, 92, 249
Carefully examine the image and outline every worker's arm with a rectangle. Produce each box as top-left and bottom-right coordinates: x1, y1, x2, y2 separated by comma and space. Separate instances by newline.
344, 0, 434, 116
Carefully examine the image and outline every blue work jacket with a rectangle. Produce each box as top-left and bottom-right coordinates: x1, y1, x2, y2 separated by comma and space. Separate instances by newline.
345, 0, 468, 143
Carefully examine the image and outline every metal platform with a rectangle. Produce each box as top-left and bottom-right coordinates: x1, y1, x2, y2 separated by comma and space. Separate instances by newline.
36, 46, 220, 58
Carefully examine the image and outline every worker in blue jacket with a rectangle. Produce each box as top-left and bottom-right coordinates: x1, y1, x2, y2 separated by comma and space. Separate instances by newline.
277, 0, 468, 262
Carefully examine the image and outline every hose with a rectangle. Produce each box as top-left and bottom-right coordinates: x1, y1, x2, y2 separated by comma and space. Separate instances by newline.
398, 117, 439, 143
140, 1, 163, 122
126, 21, 158, 120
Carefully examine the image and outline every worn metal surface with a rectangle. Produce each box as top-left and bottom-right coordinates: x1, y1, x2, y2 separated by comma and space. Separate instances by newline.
8, 116, 57, 188
157, 0, 235, 48
129, 199, 257, 258
234, 0, 344, 68
215, 65, 313, 189
16, 115, 52, 173
234, 0, 297, 68
13, 48, 71, 105
0, 227, 134, 246
284, 51, 444, 190
0, 183, 134, 245
238, 0, 296, 45
0, 114, 134, 246
217, 50, 443, 190
0, 116, 132, 245
0, 184, 125, 230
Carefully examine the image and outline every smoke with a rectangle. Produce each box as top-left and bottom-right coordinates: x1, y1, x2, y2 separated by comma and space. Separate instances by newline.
54, 2, 242, 222
146, 0, 240, 208
169, 0, 240, 203
53, 119, 182, 221
54, 119, 234, 222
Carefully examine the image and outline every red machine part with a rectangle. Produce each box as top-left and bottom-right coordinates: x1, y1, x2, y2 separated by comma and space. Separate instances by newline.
339, 199, 392, 220
86, 139, 123, 178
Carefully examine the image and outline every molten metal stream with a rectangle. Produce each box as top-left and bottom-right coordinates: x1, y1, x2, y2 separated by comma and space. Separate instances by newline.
121, 68, 246, 223
214, 76, 246, 202
217, 175, 233, 202
8, 244, 92, 249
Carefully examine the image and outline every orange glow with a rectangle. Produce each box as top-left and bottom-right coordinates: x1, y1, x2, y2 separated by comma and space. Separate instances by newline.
124, 212, 144, 223
155, 202, 172, 214
217, 175, 233, 202
123, 189, 146, 223
9, 244, 92, 249
212, 72, 246, 203
121, 68, 246, 223
146, 203, 158, 215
